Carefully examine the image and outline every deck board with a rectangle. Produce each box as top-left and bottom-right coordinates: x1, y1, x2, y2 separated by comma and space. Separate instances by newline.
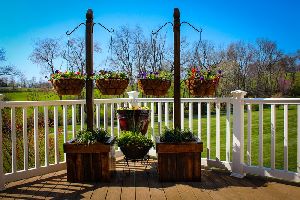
1, 157, 300, 200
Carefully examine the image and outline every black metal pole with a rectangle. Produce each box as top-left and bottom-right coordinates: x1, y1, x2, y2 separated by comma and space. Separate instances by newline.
173, 8, 181, 130
86, 9, 94, 131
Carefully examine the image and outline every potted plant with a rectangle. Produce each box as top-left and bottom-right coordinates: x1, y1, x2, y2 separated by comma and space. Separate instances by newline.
185, 66, 222, 97
50, 70, 86, 95
138, 71, 172, 96
94, 70, 129, 95
63, 128, 115, 182
116, 105, 150, 135
117, 131, 153, 162
156, 128, 203, 181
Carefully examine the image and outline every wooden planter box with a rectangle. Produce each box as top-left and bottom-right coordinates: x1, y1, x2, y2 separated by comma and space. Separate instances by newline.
156, 137, 203, 181
63, 137, 115, 182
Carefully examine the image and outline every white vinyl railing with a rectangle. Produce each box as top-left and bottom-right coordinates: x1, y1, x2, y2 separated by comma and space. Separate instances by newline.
0, 90, 299, 190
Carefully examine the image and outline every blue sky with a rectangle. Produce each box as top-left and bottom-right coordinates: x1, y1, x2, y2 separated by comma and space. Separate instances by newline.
0, 0, 300, 80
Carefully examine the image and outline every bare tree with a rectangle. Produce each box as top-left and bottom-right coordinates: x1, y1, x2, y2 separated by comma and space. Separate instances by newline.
0, 48, 22, 78
111, 25, 135, 82
61, 37, 101, 73
226, 41, 255, 92
29, 38, 61, 75
254, 38, 283, 96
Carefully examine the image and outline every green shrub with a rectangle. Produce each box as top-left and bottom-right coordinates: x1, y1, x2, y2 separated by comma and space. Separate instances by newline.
160, 128, 196, 143
117, 131, 153, 149
76, 128, 109, 144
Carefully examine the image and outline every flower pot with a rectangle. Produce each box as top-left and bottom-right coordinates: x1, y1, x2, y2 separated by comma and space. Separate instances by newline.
52, 78, 85, 95
156, 137, 203, 181
63, 137, 115, 182
96, 79, 129, 95
120, 145, 152, 160
185, 78, 219, 97
138, 79, 171, 96
116, 110, 150, 135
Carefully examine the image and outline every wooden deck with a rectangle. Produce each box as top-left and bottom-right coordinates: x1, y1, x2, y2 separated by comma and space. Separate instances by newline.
1, 157, 300, 200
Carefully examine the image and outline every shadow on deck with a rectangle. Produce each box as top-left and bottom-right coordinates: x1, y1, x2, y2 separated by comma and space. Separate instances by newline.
1, 157, 300, 200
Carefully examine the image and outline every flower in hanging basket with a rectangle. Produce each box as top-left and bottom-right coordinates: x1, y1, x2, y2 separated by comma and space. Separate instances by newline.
49, 70, 86, 95
93, 70, 129, 95
137, 71, 172, 96
185, 66, 222, 96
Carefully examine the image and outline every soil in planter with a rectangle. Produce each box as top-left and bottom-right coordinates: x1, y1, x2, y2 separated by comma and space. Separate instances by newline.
96, 79, 129, 95
52, 78, 85, 96
185, 78, 218, 97
138, 79, 171, 96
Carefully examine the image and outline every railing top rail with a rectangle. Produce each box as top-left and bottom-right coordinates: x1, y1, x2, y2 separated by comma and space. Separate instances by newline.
244, 98, 300, 104
1, 100, 86, 108
1, 97, 299, 108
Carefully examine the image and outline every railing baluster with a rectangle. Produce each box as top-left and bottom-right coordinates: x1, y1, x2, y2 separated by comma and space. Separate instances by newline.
271, 104, 276, 170
151, 102, 155, 141
207, 102, 211, 159
165, 102, 169, 128
226, 103, 231, 162
96, 104, 100, 129
172, 102, 174, 129
247, 104, 252, 165
216, 102, 220, 160
54, 106, 59, 164
63, 105, 67, 161
284, 104, 288, 171
34, 107, 39, 169
23, 108, 28, 170
181, 102, 184, 130
44, 106, 49, 167
111, 103, 114, 137
189, 102, 193, 131
81, 104, 84, 131
158, 102, 162, 134
297, 105, 300, 173
198, 102, 201, 140
0, 105, 4, 190
11, 107, 16, 173
104, 103, 108, 131
259, 104, 263, 167
72, 105, 76, 138
117, 103, 120, 140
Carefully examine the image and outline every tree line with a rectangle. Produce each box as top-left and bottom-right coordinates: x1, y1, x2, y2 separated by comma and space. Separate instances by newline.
1, 25, 299, 97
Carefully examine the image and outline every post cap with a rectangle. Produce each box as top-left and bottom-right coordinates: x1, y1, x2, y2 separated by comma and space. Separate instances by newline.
231, 90, 247, 97
86, 9, 93, 20
127, 91, 139, 99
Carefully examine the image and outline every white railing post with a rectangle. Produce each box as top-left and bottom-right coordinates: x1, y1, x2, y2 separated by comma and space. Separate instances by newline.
0, 94, 4, 190
231, 90, 247, 178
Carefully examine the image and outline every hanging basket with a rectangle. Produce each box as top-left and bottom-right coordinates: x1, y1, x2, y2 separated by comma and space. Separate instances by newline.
120, 145, 152, 160
96, 79, 129, 95
185, 78, 219, 97
138, 79, 171, 96
52, 78, 85, 96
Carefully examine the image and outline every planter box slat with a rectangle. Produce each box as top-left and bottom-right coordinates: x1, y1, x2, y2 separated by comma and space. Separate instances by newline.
64, 138, 115, 182
156, 138, 203, 181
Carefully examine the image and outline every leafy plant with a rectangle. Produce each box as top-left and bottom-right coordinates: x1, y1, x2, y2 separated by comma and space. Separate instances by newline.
160, 128, 196, 143
76, 128, 110, 144
93, 70, 128, 80
117, 131, 153, 149
49, 70, 86, 81
138, 71, 172, 80
186, 66, 222, 81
